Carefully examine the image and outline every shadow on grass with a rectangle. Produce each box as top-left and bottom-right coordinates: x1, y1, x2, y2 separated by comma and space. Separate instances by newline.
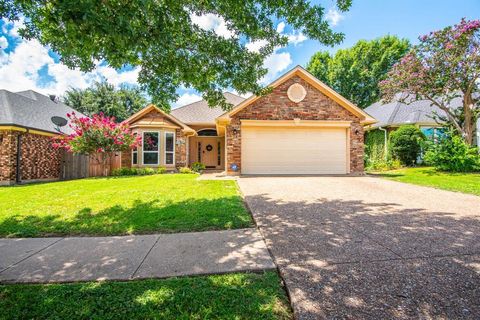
0, 272, 291, 320
244, 193, 480, 319
0, 197, 253, 237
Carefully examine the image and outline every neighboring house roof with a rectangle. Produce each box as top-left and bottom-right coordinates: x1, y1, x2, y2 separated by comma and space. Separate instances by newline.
217, 66, 377, 126
0, 89, 84, 134
170, 92, 245, 124
364, 93, 465, 128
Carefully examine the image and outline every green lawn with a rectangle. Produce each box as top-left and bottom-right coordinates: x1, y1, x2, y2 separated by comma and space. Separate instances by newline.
0, 174, 252, 237
372, 167, 480, 196
0, 271, 292, 320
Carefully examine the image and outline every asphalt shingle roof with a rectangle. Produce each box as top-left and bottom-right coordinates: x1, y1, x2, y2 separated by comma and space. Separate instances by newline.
0, 89, 84, 134
170, 92, 245, 124
364, 94, 462, 128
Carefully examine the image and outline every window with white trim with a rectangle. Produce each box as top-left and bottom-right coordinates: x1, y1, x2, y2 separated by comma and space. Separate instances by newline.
132, 146, 138, 165
143, 132, 159, 165
165, 132, 175, 165
131, 132, 138, 165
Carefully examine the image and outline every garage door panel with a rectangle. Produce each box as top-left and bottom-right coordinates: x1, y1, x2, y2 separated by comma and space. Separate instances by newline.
241, 127, 348, 174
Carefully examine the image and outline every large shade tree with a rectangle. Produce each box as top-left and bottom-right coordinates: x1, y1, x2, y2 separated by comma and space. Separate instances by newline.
380, 18, 480, 146
2, 0, 352, 109
307, 35, 410, 108
63, 81, 148, 121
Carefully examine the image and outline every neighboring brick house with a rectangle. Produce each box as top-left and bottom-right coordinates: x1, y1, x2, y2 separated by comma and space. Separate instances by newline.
0, 90, 82, 185
124, 66, 376, 175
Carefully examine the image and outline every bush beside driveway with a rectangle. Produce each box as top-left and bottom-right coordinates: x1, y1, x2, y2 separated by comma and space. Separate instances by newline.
0, 174, 252, 237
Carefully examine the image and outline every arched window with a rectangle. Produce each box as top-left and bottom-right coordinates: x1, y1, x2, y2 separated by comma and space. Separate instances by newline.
197, 129, 218, 136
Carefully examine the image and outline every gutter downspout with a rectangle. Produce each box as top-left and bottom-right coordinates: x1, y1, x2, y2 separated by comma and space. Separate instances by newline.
378, 127, 388, 160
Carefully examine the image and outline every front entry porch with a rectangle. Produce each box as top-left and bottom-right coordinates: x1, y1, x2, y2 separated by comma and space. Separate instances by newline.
189, 136, 225, 170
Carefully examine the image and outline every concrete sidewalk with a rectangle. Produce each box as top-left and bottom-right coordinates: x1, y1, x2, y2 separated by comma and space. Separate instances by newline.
0, 229, 275, 283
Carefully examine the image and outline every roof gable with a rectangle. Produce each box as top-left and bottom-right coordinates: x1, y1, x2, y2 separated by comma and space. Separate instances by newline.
125, 104, 195, 134
217, 66, 376, 125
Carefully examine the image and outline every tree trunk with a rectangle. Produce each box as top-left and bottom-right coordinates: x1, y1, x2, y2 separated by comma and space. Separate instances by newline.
463, 94, 475, 146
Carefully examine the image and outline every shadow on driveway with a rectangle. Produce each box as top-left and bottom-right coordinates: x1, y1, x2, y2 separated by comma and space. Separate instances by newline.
244, 192, 480, 319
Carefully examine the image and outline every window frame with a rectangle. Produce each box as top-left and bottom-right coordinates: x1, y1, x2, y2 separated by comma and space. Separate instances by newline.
142, 131, 160, 166
164, 131, 175, 165
132, 148, 138, 165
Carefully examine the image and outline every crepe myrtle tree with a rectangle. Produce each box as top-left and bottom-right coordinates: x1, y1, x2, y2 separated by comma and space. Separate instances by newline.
380, 18, 480, 146
53, 112, 141, 176
2, 0, 352, 111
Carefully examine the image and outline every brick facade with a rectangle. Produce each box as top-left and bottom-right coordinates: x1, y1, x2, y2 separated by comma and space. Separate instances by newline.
0, 130, 62, 185
226, 76, 365, 174
175, 129, 188, 168
0, 130, 18, 183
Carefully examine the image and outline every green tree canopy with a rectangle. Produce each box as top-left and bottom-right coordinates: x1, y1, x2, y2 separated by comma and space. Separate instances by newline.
307, 35, 410, 108
2, 0, 352, 109
63, 82, 148, 122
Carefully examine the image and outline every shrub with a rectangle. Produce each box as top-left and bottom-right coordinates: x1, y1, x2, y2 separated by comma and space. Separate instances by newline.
111, 167, 164, 176
389, 125, 425, 166
190, 162, 206, 173
111, 167, 135, 176
178, 167, 194, 174
424, 135, 480, 172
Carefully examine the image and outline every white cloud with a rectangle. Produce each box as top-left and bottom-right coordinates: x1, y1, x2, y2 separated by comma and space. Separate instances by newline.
0, 39, 53, 93
0, 20, 140, 96
261, 51, 292, 84
276, 22, 286, 33
287, 32, 307, 45
190, 13, 234, 38
245, 39, 269, 53
173, 92, 202, 108
325, 9, 344, 27
2, 17, 24, 37
0, 36, 7, 49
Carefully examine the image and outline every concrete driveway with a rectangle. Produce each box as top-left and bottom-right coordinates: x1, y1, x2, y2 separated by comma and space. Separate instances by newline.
238, 176, 480, 319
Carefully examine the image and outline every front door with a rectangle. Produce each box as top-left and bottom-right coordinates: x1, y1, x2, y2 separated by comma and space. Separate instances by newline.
190, 137, 223, 169
199, 140, 217, 168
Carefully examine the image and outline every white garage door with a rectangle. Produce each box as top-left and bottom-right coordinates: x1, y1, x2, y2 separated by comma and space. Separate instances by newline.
241, 126, 348, 174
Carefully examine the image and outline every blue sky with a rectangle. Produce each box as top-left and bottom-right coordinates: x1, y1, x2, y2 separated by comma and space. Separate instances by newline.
0, 0, 479, 107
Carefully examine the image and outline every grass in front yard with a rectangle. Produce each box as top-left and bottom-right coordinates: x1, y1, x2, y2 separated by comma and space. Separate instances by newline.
0, 174, 252, 237
372, 167, 480, 196
0, 271, 292, 320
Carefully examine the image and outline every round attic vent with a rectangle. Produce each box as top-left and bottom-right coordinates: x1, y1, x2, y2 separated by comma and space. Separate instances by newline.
287, 83, 306, 103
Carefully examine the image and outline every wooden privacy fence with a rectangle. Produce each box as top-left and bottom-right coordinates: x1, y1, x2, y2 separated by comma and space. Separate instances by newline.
60, 151, 122, 180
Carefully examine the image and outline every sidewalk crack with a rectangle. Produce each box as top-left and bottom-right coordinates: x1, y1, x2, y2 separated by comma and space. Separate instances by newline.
130, 235, 160, 279
0, 237, 64, 274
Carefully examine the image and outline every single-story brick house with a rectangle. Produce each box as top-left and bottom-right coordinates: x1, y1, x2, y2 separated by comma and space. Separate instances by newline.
122, 66, 376, 175
0, 90, 82, 185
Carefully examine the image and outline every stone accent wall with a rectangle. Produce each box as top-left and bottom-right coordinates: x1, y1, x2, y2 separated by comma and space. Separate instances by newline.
226, 75, 365, 174
0, 130, 61, 184
175, 129, 188, 167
